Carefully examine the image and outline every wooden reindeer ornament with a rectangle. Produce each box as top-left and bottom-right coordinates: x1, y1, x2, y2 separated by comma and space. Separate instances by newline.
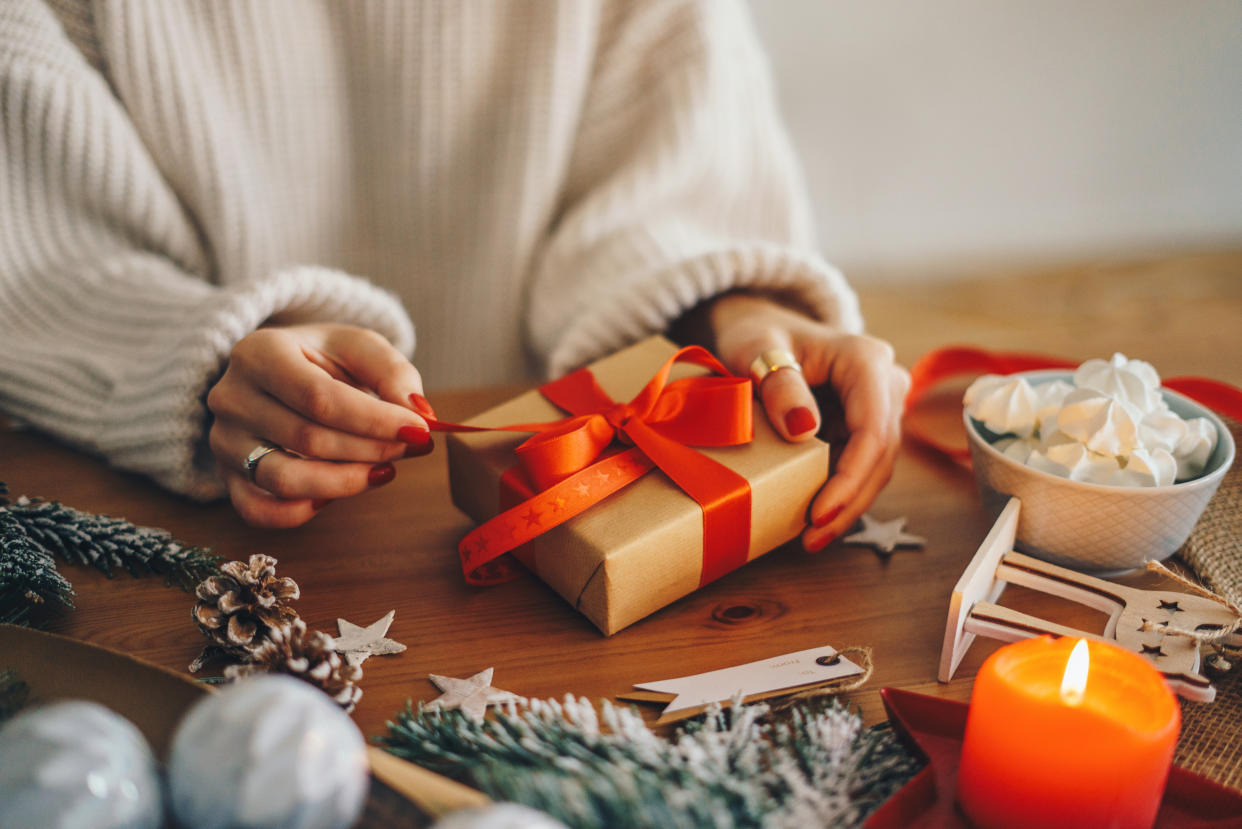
941, 498, 1241, 702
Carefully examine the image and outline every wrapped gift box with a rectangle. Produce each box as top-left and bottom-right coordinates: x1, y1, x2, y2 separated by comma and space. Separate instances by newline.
446, 336, 829, 635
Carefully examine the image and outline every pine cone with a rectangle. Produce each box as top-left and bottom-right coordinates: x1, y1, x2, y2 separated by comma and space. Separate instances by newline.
191, 554, 299, 662
225, 618, 363, 712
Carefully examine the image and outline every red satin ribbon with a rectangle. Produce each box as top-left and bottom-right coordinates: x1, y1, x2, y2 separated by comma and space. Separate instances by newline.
905, 345, 1242, 464
429, 346, 755, 587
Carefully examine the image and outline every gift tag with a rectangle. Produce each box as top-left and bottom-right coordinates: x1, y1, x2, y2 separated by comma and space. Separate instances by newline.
622, 645, 864, 718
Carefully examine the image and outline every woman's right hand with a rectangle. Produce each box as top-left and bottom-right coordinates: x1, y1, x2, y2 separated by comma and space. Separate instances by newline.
206, 323, 436, 528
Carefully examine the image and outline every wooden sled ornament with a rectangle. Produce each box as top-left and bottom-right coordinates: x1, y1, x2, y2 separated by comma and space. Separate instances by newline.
940, 497, 1241, 702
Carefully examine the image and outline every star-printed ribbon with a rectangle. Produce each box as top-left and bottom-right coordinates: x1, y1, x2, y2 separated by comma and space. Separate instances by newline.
429, 346, 755, 588
904, 344, 1242, 465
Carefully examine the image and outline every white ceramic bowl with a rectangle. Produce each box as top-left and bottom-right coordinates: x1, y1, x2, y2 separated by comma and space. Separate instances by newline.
965, 370, 1235, 574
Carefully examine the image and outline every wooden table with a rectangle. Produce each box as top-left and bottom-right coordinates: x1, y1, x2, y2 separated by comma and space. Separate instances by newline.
4, 251, 1240, 743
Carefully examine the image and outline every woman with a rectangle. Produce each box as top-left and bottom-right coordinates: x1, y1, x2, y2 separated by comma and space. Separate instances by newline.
0, 0, 907, 551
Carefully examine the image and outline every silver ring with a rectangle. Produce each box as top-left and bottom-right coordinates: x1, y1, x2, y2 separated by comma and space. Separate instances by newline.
748, 348, 803, 388
242, 441, 283, 484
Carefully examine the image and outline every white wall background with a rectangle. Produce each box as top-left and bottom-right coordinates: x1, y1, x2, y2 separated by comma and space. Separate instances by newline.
748, 1, 1242, 278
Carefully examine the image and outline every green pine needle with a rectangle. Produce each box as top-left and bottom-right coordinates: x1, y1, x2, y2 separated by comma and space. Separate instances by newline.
378, 696, 922, 828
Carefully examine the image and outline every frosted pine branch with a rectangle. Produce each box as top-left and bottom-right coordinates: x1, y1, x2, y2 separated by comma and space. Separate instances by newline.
0, 499, 75, 624
9, 496, 219, 590
379, 696, 921, 828
0, 481, 220, 625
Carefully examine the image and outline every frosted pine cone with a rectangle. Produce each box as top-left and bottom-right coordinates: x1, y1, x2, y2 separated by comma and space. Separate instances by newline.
190, 554, 300, 669
225, 619, 363, 712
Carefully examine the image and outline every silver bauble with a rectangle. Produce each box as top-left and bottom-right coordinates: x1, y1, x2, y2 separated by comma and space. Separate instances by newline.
431, 803, 571, 829
168, 675, 369, 829
0, 700, 162, 829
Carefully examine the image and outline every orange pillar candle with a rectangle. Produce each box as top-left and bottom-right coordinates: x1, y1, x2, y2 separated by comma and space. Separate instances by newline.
957, 636, 1179, 829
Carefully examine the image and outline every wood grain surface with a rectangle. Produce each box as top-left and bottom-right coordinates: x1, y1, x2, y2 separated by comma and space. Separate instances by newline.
4, 252, 1239, 747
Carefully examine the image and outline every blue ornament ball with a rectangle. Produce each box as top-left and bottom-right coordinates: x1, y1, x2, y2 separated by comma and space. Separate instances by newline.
0, 700, 163, 829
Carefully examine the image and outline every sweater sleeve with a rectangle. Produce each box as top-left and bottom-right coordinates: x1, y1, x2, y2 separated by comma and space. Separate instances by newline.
0, 3, 413, 501
528, 0, 862, 378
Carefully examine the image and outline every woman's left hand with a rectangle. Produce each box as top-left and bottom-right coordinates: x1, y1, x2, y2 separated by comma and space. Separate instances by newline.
705, 293, 910, 552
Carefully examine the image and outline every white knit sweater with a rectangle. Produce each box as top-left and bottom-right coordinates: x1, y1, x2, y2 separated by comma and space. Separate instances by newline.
0, 0, 862, 500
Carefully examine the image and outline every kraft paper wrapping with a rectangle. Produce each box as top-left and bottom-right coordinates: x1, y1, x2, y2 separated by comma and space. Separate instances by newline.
447, 336, 829, 635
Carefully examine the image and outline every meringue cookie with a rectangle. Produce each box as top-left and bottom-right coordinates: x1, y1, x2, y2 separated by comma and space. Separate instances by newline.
1033, 413, 1077, 453
1048, 444, 1127, 482
1119, 447, 1178, 488
1138, 409, 1189, 454
1025, 450, 1063, 478
993, 436, 1037, 464
973, 355, 1219, 488
1114, 353, 1161, 390
1174, 417, 1218, 480
1028, 442, 1123, 484
964, 374, 1039, 438
1073, 353, 1163, 414
1033, 379, 1075, 433
1056, 388, 1139, 457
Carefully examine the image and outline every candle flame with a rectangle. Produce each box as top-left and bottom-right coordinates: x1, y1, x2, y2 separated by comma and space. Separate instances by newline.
1060, 639, 1089, 705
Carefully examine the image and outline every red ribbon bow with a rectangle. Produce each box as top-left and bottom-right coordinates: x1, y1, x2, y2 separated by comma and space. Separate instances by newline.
430, 346, 755, 587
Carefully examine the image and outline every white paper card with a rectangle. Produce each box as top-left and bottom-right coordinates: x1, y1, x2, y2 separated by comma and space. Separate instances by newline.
633, 644, 863, 714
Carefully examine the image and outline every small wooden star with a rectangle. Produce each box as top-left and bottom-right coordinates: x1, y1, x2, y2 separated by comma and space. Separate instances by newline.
1158, 599, 1183, 612
425, 667, 521, 722
334, 610, 407, 668
842, 513, 926, 555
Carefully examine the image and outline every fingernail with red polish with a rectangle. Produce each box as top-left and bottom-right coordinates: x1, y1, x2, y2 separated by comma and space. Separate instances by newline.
368, 463, 396, 486
785, 406, 817, 436
805, 532, 837, 554
397, 424, 431, 445
409, 393, 437, 420
403, 437, 434, 457
311, 499, 331, 512
813, 504, 843, 528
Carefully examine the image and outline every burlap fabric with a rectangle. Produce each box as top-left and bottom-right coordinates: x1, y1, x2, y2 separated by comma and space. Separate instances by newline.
1173, 415, 1242, 790
1178, 416, 1242, 608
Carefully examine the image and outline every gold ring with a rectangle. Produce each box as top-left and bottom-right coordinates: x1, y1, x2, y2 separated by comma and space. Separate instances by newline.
242, 441, 283, 484
748, 348, 803, 388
